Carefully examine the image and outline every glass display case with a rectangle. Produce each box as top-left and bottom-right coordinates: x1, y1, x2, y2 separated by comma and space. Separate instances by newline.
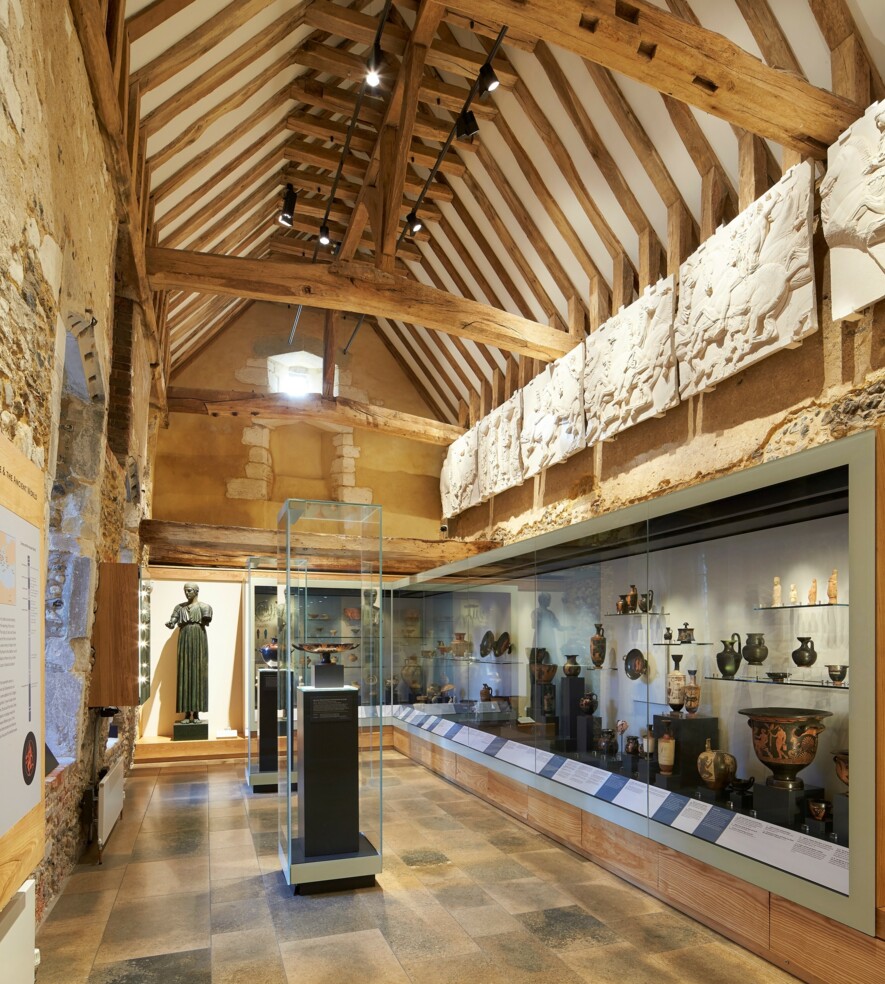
390, 431, 877, 933
138, 572, 152, 706
277, 499, 383, 892
244, 556, 284, 790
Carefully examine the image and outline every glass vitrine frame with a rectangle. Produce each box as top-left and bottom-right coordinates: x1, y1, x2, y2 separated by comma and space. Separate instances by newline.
390, 431, 877, 934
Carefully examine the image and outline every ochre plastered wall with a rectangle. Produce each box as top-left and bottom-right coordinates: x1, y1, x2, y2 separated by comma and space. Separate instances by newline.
451, 256, 885, 542
154, 301, 445, 537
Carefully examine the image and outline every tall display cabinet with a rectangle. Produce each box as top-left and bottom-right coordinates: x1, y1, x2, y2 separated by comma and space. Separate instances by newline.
390, 431, 880, 942
277, 499, 383, 892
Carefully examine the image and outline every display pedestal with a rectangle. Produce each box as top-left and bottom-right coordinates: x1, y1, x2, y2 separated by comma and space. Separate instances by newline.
804, 817, 833, 840
311, 662, 345, 688
654, 772, 683, 791
589, 751, 622, 773
557, 677, 584, 745
294, 686, 375, 892
833, 792, 849, 847
652, 714, 718, 789
695, 785, 728, 804
173, 720, 208, 742
576, 715, 601, 756
753, 782, 824, 828
254, 669, 278, 792
528, 682, 556, 722
725, 788, 754, 812
621, 752, 641, 779
637, 757, 658, 783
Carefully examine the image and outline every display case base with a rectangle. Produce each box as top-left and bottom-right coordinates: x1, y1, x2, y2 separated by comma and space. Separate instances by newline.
695, 785, 728, 804
833, 792, 849, 847
654, 772, 684, 791
173, 721, 208, 742
557, 676, 584, 743
725, 789, 754, 812
753, 782, 824, 828
295, 874, 376, 895
803, 817, 834, 840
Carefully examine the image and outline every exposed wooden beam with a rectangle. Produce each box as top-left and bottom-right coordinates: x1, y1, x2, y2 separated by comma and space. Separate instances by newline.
701, 166, 729, 242
322, 311, 336, 399
395, 0, 537, 51
732, 0, 803, 75
587, 275, 611, 332
147, 248, 573, 360
441, 0, 861, 157
373, 318, 453, 422
173, 299, 254, 371
140, 519, 499, 573
303, 0, 517, 87
666, 201, 696, 277
809, 0, 884, 102
738, 131, 768, 212
167, 387, 463, 445
281, 168, 443, 222
126, 0, 200, 42
131, 0, 283, 94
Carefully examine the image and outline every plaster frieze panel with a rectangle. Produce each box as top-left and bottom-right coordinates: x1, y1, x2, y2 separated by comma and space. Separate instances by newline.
821, 99, 885, 320
674, 160, 816, 399
583, 275, 678, 444
520, 343, 586, 480
440, 427, 480, 519
478, 391, 523, 502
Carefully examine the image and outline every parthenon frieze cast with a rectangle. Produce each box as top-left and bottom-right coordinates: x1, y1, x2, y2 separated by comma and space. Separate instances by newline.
821, 99, 885, 320
440, 427, 480, 519
674, 160, 817, 399
478, 391, 523, 502
584, 275, 678, 445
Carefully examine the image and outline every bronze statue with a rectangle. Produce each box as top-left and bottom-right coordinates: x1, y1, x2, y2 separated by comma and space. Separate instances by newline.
166, 583, 212, 722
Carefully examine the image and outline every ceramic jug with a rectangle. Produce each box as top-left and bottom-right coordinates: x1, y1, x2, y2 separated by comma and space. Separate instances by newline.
742, 632, 768, 665
590, 624, 607, 667
716, 633, 742, 678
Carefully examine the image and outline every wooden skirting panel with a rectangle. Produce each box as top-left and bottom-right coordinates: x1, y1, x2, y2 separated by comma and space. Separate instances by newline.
397, 727, 885, 984
136, 725, 393, 764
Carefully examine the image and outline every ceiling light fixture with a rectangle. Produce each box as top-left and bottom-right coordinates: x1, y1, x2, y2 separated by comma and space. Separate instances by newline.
319, 224, 331, 246
366, 42, 383, 87
478, 62, 499, 96
455, 110, 479, 141
406, 210, 423, 235
279, 183, 296, 227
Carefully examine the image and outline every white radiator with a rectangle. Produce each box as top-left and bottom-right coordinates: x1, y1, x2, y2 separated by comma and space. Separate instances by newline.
0, 880, 36, 984
97, 758, 125, 861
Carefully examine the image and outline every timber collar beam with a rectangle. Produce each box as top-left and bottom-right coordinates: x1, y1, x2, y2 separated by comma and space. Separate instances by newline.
146, 247, 573, 362
167, 387, 465, 446
438, 0, 861, 158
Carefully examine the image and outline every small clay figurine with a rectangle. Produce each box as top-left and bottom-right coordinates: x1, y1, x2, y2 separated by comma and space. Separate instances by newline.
808, 578, 818, 605
827, 569, 838, 605
772, 577, 782, 607
789, 583, 798, 604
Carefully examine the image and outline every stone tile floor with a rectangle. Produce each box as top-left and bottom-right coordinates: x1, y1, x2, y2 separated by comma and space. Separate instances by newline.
36, 751, 799, 984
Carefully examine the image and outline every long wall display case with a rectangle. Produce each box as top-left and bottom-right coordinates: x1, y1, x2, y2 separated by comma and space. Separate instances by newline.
390, 431, 877, 933
277, 499, 383, 891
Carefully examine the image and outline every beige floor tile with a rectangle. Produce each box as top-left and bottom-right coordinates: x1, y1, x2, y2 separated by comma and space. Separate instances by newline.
448, 901, 524, 938
118, 856, 210, 898
482, 876, 578, 915
62, 864, 126, 895
559, 941, 682, 984
92, 891, 210, 964
212, 927, 287, 984
279, 928, 411, 984
651, 940, 801, 983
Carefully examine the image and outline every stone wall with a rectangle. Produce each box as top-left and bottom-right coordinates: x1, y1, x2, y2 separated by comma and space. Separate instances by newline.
450, 258, 885, 543
1, 0, 148, 920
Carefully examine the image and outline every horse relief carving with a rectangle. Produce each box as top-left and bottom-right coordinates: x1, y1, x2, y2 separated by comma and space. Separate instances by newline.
440, 427, 480, 518
478, 391, 523, 501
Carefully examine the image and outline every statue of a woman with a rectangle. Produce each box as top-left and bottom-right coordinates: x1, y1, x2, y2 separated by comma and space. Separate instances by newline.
532, 592, 561, 656
166, 583, 212, 722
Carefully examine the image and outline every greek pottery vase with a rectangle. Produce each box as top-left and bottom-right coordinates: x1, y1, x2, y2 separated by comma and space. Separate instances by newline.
259, 637, 279, 668
739, 706, 832, 789
480, 683, 492, 702
401, 654, 424, 695
716, 634, 743, 678
616, 595, 629, 615
626, 585, 639, 612
452, 632, 470, 658
579, 692, 599, 715
533, 663, 558, 684
528, 647, 549, 664
684, 669, 701, 715
664, 626, 673, 642
833, 750, 849, 793
791, 637, 817, 668
742, 632, 768, 666
562, 654, 581, 677
826, 664, 848, 686
677, 622, 695, 644
590, 624, 607, 667
642, 734, 656, 755
597, 728, 618, 756
808, 800, 831, 821
639, 589, 654, 613
624, 735, 641, 756
666, 655, 685, 714
658, 722, 676, 775
697, 738, 737, 791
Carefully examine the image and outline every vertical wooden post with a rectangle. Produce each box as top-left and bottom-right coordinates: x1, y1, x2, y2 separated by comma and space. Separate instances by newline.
612, 253, 634, 312
588, 276, 611, 332
667, 201, 696, 277
701, 167, 727, 242
322, 310, 336, 399
738, 132, 768, 211
638, 228, 662, 292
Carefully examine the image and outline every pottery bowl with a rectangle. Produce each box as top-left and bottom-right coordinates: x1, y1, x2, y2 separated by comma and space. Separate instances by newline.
726, 776, 756, 794
531, 663, 558, 684
808, 800, 831, 821
738, 707, 832, 789
833, 750, 849, 789
765, 672, 792, 683
826, 664, 848, 685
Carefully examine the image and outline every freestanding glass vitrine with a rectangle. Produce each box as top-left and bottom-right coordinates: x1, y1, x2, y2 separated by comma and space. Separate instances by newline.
277, 499, 383, 892
244, 556, 284, 790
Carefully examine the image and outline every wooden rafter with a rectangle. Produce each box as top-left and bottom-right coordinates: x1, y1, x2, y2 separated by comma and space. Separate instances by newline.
440, 0, 861, 157
167, 387, 463, 445
808, 0, 884, 103
280, 168, 442, 222
173, 299, 254, 370
372, 318, 453, 422
147, 248, 574, 361
384, 318, 461, 421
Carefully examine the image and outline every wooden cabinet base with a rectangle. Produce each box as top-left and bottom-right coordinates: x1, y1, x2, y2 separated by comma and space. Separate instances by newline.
398, 725, 885, 984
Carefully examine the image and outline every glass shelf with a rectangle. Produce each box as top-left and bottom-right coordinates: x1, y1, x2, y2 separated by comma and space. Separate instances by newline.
704, 674, 849, 691
653, 641, 713, 646
753, 603, 849, 610
416, 655, 521, 666
604, 611, 670, 617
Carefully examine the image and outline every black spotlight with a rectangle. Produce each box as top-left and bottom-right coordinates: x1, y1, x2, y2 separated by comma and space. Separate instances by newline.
455, 110, 479, 141
406, 210, 423, 235
279, 183, 296, 227
478, 63, 499, 96
319, 224, 331, 245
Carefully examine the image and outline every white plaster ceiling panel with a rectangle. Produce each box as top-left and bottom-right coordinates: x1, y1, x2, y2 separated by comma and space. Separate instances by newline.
477, 391, 523, 501
850, 0, 885, 76
821, 99, 885, 320
440, 428, 480, 518
583, 275, 678, 445
520, 342, 585, 480
674, 160, 817, 399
